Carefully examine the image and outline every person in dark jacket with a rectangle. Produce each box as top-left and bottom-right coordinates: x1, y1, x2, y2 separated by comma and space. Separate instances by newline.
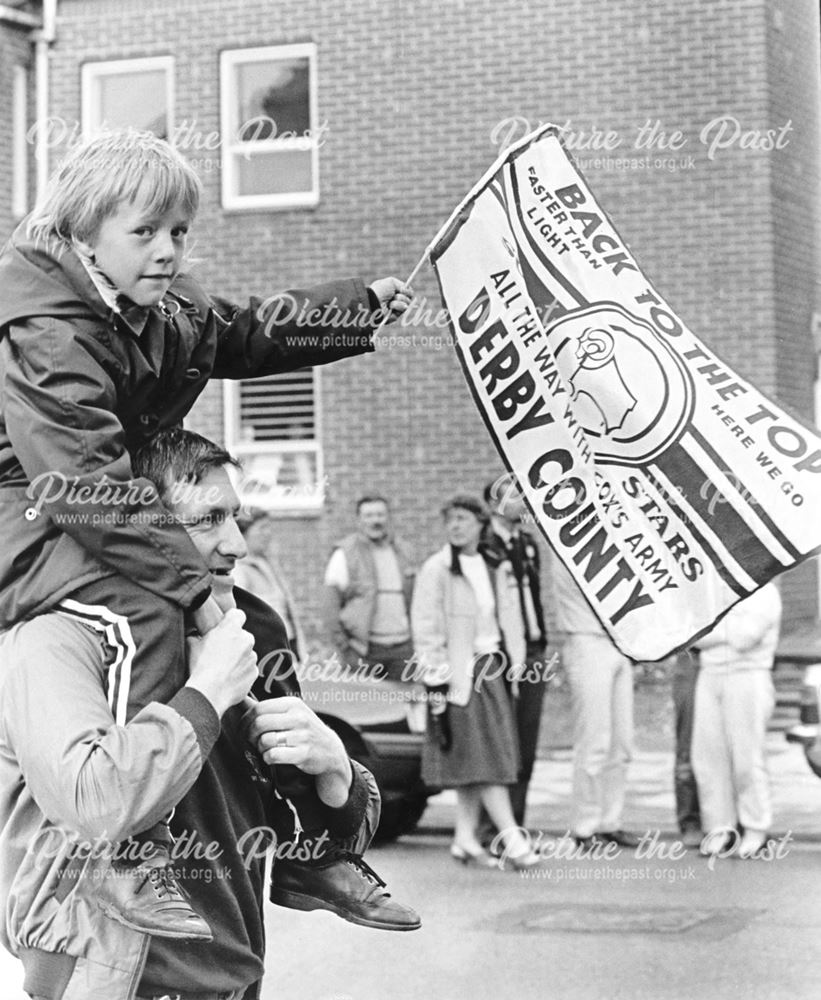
0, 128, 412, 937
481, 473, 549, 828
0, 428, 411, 1000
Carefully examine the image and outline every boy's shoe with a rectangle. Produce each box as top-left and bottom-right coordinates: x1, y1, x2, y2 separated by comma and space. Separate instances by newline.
96, 845, 213, 940
270, 848, 421, 931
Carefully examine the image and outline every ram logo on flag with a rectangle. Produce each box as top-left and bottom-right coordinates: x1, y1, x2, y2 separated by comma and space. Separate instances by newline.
423, 123, 821, 661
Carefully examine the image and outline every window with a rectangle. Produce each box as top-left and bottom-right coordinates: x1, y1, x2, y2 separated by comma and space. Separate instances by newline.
223, 370, 324, 512
220, 44, 319, 210
12, 65, 28, 219
82, 57, 174, 138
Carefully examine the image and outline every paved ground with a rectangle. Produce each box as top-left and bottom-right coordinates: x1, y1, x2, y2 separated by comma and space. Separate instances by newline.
420, 733, 821, 842
264, 835, 821, 1000
2, 734, 819, 998
262, 736, 821, 1000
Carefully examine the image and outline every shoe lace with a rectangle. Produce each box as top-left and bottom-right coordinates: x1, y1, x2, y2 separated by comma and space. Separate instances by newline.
141, 863, 187, 902
335, 850, 388, 890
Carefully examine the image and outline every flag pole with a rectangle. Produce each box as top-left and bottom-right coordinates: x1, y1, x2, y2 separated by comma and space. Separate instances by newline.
404, 251, 429, 289
373, 123, 560, 341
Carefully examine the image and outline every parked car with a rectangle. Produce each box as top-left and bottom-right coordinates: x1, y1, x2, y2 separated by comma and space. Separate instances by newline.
778, 622, 821, 779
297, 666, 433, 842
785, 661, 821, 778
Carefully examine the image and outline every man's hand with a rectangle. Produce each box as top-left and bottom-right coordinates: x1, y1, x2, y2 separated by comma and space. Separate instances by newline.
368, 276, 413, 325
191, 594, 225, 634
186, 609, 258, 717
245, 697, 353, 807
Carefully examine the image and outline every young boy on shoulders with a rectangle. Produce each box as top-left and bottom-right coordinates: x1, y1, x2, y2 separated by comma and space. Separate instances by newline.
0, 128, 413, 939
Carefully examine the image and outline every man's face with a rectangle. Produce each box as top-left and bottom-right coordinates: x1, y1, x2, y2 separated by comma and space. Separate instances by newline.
495, 493, 526, 525
357, 500, 390, 543
489, 476, 526, 526
89, 188, 191, 307
167, 466, 247, 612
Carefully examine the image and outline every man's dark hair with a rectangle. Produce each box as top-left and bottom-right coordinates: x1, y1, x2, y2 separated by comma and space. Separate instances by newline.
133, 426, 240, 501
356, 494, 389, 514
483, 472, 519, 507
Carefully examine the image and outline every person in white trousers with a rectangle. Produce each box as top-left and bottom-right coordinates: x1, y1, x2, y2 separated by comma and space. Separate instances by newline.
691, 582, 782, 859
552, 558, 638, 848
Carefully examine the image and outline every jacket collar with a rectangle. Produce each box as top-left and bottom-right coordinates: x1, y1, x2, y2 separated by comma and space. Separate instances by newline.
1, 222, 153, 337
71, 242, 153, 336
355, 528, 395, 549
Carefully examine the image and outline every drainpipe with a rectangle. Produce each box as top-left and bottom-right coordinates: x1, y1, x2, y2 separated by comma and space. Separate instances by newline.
0, 3, 57, 200
34, 0, 57, 199
815, 345, 821, 619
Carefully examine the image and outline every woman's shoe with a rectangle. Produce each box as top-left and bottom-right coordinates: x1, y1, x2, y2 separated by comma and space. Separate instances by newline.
503, 850, 543, 871
450, 844, 499, 869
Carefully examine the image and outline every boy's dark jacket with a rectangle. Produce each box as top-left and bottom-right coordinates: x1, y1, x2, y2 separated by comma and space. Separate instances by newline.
0, 223, 376, 626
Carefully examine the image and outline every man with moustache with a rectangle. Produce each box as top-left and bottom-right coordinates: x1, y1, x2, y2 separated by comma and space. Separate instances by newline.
323, 495, 416, 683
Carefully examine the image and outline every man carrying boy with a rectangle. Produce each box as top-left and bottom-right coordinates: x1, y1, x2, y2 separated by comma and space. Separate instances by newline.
0, 427, 415, 1000
132, 428, 420, 936
0, 129, 412, 937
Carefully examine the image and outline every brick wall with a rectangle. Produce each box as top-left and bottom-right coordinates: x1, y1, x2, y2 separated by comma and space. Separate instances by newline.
765, 0, 821, 624
20, 0, 821, 639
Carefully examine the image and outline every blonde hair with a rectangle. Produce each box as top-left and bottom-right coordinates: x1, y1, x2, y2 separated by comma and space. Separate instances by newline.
27, 129, 202, 248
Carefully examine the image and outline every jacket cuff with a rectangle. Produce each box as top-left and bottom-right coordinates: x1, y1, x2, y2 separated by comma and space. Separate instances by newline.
351, 277, 378, 340
320, 761, 370, 839
366, 284, 381, 314
168, 687, 221, 759
186, 584, 213, 611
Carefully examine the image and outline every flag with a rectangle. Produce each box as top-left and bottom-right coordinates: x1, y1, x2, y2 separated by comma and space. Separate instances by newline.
426, 123, 821, 660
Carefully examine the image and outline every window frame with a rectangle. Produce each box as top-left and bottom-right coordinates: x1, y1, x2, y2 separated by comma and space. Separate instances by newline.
222, 369, 325, 514
81, 55, 175, 139
12, 64, 28, 219
219, 43, 320, 212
